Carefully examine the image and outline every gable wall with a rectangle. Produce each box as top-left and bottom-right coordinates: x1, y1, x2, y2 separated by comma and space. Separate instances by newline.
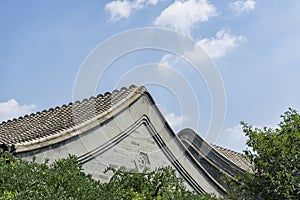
18, 93, 225, 197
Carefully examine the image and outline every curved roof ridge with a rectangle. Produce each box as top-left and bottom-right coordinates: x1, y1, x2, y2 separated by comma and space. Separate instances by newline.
0, 85, 145, 150
211, 144, 242, 157
211, 144, 252, 172
178, 128, 252, 174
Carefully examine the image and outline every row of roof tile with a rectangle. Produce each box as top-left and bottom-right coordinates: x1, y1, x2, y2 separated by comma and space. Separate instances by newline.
212, 145, 252, 172
0, 85, 137, 145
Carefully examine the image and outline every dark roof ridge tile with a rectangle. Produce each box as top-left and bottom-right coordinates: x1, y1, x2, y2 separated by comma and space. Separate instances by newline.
212, 145, 244, 157
0, 85, 141, 148
211, 144, 252, 172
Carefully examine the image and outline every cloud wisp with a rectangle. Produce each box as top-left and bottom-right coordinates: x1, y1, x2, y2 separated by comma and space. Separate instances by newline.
0, 99, 36, 122
196, 29, 247, 58
165, 112, 190, 131
229, 0, 256, 14
154, 0, 217, 35
217, 124, 247, 152
159, 29, 246, 67
105, 0, 160, 21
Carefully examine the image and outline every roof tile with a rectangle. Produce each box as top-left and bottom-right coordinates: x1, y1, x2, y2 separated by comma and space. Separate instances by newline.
212, 145, 252, 172
0, 85, 138, 146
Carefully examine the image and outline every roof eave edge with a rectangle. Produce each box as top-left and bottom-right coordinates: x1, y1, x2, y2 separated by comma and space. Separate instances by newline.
15, 86, 147, 153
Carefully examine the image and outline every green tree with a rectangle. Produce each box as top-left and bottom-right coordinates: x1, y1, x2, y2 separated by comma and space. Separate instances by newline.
101, 166, 219, 200
227, 108, 300, 199
0, 152, 219, 199
0, 153, 104, 199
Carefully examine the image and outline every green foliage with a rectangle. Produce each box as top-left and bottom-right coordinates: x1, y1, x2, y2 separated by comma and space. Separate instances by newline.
0, 153, 103, 199
227, 108, 300, 200
101, 166, 219, 200
0, 152, 219, 199
6, 107, 299, 199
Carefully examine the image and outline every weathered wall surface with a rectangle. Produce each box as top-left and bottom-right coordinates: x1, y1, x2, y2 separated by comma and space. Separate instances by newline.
18, 94, 225, 197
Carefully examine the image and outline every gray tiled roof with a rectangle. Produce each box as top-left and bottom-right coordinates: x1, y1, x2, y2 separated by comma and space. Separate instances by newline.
1, 84, 253, 175
0, 85, 138, 146
212, 145, 252, 172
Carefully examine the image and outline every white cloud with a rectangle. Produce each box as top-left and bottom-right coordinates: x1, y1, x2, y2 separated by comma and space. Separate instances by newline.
196, 29, 246, 58
105, 1, 132, 21
0, 99, 36, 122
158, 54, 176, 74
229, 0, 255, 13
224, 125, 246, 143
165, 112, 190, 130
157, 30, 246, 74
105, 0, 160, 21
154, 0, 217, 35
159, 53, 172, 66
217, 125, 247, 152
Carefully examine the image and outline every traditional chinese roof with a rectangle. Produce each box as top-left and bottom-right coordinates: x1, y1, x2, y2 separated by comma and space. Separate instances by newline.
178, 128, 252, 179
212, 145, 252, 172
0, 85, 139, 148
0, 85, 252, 197
0, 85, 252, 174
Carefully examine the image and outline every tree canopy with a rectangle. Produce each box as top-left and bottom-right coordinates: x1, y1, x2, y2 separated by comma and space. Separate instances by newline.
1, 108, 299, 199
0, 152, 218, 200
227, 108, 300, 199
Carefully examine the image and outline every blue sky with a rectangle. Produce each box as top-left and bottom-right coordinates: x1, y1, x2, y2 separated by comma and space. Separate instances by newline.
1, 0, 300, 152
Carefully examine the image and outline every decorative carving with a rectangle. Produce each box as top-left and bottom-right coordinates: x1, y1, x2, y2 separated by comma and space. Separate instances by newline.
134, 151, 150, 172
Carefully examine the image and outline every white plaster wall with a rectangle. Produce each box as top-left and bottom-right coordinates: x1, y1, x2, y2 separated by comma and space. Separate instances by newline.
19, 94, 224, 197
